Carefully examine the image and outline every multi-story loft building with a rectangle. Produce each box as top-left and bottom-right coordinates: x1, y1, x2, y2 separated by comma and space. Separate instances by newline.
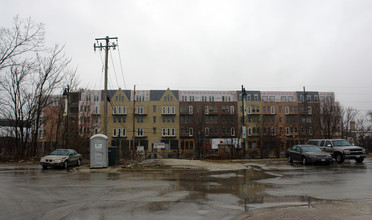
179, 90, 238, 155
104, 88, 179, 158
38, 88, 342, 158
79, 89, 102, 136
240, 90, 261, 150
36, 95, 62, 153
37, 91, 80, 154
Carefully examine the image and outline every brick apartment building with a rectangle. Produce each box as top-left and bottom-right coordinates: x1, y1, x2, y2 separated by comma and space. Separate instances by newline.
38, 88, 340, 158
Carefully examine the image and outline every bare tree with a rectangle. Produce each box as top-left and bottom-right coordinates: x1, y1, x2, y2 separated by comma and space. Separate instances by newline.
0, 61, 34, 158
0, 16, 73, 159
316, 100, 342, 139
29, 45, 71, 156
340, 106, 359, 139
0, 16, 44, 71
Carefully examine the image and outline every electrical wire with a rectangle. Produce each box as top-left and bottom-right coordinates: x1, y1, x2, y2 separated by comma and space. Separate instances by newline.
109, 50, 121, 89
117, 45, 127, 90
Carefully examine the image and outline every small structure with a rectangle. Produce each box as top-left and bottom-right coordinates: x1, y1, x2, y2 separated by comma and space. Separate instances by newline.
90, 134, 108, 168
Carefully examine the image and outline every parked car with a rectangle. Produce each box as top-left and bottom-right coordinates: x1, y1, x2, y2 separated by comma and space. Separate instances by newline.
307, 139, 366, 163
40, 149, 82, 169
287, 145, 333, 165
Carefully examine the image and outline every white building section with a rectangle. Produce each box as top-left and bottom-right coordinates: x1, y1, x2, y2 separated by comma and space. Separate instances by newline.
211, 138, 241, 150
179, 91, 237, 102
260, 91, 297, 102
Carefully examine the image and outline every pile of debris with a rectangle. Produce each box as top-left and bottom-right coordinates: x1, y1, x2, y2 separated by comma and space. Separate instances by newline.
121, 159, 164, 169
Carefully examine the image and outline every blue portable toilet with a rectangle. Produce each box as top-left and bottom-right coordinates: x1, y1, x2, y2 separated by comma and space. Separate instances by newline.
90, 134, 108, 168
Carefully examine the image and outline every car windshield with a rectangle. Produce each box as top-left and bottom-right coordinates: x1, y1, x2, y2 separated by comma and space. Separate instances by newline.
49, 149, 69, 156
301, 146, 321, 152
332, 140, 352, 147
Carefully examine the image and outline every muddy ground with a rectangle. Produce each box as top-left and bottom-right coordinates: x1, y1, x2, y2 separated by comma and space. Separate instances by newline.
2, 158, 372, 219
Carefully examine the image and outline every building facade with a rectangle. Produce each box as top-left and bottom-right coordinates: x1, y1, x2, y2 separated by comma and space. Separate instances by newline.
38, 88, 341, 158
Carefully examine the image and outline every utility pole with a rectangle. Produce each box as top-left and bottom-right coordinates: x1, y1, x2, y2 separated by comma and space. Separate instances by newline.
241, 85, 247, 158
304, 86, 308, 140
132, 85, 136, 160
94, 36, 118, 136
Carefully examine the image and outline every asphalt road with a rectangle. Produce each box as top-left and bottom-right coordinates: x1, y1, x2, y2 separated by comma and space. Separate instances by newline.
0, 159, 371, 220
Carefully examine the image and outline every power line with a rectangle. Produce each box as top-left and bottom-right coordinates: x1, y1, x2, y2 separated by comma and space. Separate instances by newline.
117, 45, 127, 90
109, 50, 121, 89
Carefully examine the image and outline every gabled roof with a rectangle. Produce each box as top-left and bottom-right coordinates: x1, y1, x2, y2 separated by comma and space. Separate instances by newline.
101, 89, 131, 102
150, 90, 179, 101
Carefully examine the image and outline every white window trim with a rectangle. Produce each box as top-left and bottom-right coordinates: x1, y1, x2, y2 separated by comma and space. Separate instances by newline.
230, 106, 234, 114
137, 128, 144, 137
308, 106, 312, 115
286, 127, 290, 136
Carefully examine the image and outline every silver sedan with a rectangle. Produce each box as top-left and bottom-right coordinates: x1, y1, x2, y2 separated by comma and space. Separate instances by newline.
40, 149, 82, 169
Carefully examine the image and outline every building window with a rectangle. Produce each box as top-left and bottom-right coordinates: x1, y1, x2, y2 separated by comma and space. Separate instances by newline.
308, 106, 312, 115
231, 127, 235, 136
262, 96, 268, 102
230, 106, 234, 114
189, 106, 193, 114
205, 127, 209, 136
285, 106, 289, 115
288, 96, 293, 102
269, 96, 275, 102
247, 94, 251, 101
307, 95, 312, 102
271, 106, 275, 114
281, 96, 286, 102
137, 106, 144, 114
247, 106, 251, 114
314, 95, 319, 102
254, 94, 259, 101
137, 128, 144, 137
286, 127, 290, 136
162, 106, 175, 115
300, 95, 304, 103
189, 128, 193, 136
205, 106, 209, 114
153, 116, 156, 123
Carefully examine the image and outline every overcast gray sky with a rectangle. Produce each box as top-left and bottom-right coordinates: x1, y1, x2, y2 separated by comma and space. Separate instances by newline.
2, 0, 372, 112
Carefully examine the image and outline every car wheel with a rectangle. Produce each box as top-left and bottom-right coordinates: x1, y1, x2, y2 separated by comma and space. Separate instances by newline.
302, 157, 307, 165
42, 165, 47, 169
77, 159, 81, 166
288, 155, 293, 163
335, 153, 344, 163
64, 161, 68, 169
356, 158, 364, 163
